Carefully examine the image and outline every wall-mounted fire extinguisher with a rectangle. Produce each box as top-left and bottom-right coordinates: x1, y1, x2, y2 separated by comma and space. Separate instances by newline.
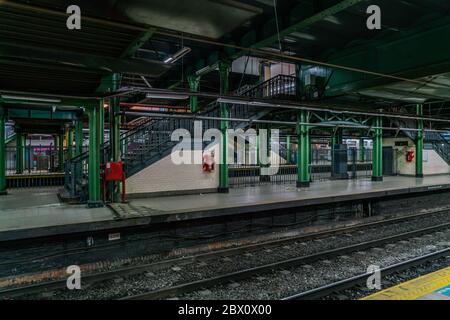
202, 150, 215, 172
406, 149, 415, 162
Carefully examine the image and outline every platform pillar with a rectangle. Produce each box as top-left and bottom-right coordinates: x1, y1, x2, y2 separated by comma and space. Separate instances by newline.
99, 100, 105, 147
416, 104, 424, 178
109, 74, 122, 202
0, 107, 7, 195
286, 135, 291, 164
372, 116, 383, 182
15, 132, 25, 174
87, 101, 102, 207
188, 75, 201, 113
67, 125, 74, 159
58, 133, 64, 172
75, 119, 83, 157
218, 61, 230, 193
359, 138, 365, 162
297, 110, 310, 188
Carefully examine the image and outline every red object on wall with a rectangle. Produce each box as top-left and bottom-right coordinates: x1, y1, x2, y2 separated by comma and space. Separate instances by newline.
105, 161, 123, 181
202, 152, 215, 172
406, 150, 415, 162
102, 162, 127, 203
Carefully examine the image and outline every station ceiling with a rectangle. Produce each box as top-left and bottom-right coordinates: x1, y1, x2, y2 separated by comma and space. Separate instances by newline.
1, 0, 450, 118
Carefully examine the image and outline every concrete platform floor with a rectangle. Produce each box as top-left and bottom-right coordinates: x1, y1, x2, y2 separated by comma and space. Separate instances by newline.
1, 175, 450, 240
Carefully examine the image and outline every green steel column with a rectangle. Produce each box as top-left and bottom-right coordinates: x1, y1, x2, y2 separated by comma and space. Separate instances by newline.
111, 74, 121, 162
297, 110, 310, 188
110, 74, 121, 203
67, 126, 74, 159
87, 102, 102, 207
416, 104, 424, 178
218, 61, 230, 193
0, 107, 6, 195
188, 75, 201, 113
16, 132, 25, 174
359, 138, 365, 162
372, 116, 383, 181
99, 101, 105, 147
58, 134, 64, 172
75, 119, 83, 157
286, 135, 291, 164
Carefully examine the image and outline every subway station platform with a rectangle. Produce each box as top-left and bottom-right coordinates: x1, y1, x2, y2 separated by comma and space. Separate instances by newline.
362, 266, 450, 300
1, 175, 450, 242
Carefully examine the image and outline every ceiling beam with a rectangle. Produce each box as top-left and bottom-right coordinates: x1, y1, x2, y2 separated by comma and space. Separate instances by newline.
324, 17, 450, 97
0, 42, 170, 77
191, 0, 365, 78
120, 28, 157, 58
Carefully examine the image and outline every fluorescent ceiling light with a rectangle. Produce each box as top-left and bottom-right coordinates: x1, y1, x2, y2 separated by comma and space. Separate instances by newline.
291, 32, 316, 41
1, 94, 61, 103
146, 93, 189, 100
164, 47, 191, 64
283, 36, 297, 43
324, 15, 341, 25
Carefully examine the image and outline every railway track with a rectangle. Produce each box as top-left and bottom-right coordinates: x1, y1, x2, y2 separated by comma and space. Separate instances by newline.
121, 223, 450, 300
0, 211, 448, 300
283, 248, 450, 300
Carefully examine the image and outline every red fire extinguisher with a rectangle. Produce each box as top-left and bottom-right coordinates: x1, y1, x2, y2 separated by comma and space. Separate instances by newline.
406, 150, 415, 162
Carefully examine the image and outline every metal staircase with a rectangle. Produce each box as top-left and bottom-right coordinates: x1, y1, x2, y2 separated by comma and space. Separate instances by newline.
64, 75, 299, 202
402, 127, 450, 166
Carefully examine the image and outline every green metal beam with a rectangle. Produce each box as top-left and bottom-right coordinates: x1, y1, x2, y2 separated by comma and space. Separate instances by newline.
5, 107, 78, 121
120, 28, 156, 58
218, 61, 231, 193
87, 101, 103, 208
297, 110, 310, 188
67, 126, 74, 159
416, 104, 424, 178
372, 116, 383, 182
75, 119, 83, 157
188, 75, 201, 113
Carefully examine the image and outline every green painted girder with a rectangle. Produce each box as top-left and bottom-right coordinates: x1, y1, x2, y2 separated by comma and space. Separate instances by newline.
193, 0, 365, 78
0, 42, 170, 77
120, 28, 156, 58
6, 108, 78, 121
325, 17, 450, 96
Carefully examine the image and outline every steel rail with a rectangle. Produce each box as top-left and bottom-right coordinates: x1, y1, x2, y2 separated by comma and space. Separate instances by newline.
0, 210, 446, 299
120, 222, 450, 300
283, 248, 450, 300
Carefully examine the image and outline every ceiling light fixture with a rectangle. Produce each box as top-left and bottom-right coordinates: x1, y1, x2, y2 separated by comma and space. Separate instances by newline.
146, 92, 189, 100
163, 47, 191, 64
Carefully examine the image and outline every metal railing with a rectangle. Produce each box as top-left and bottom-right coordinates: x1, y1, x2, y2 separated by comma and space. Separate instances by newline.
229, 147, 373, 188
242, 75, 298, 100
6, 145, 75, 176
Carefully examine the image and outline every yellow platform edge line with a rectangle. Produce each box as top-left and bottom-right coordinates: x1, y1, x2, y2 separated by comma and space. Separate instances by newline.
361, 266, 450, 300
